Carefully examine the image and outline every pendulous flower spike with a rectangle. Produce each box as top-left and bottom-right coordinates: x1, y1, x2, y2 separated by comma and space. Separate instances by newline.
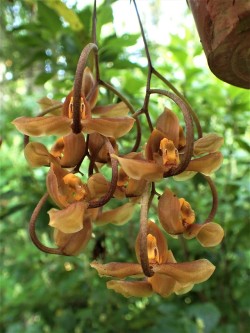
12, 1, 225, 298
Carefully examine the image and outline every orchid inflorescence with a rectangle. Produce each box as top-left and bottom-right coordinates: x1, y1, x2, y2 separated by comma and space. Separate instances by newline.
12, 0, 224, 298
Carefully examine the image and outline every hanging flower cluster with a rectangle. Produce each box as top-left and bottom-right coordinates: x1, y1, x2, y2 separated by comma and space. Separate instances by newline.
12, 1, 224, 298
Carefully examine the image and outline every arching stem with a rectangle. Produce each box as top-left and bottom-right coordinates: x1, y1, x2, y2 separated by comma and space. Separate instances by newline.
99, 79, 141, 152
133, 0, 153, 132
91, 0, 100, 82
139, 181, 154, 277
72, 43, 98, 134
203, 175, 218, 223
29, 193, 63, 255
152, 68, 203, 138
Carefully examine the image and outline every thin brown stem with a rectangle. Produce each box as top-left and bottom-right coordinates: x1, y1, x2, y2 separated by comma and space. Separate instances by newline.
99, 80, 135, 114
133, 0, 152, 67
29, 193, 63, 255
72, 43, 98, 134
203, 175, 218, 223
92, 0, 97, 45
91, 0, 100, 82
72, 134, 89, 175
139, 181, 154, 277
88, 138, 118, 208
37, 103, 63, 117
179, 235, 190, 260
133, 0, 154, 132
152, 68, 203, 138
148, 182, 156, 209
99, 79, 141, 151
88, 143, 102, 177
24, 135, 29, 147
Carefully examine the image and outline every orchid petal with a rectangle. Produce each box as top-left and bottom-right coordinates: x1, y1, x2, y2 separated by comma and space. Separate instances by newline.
92, 102, 129, 117
24, 142, 56, 167
194, 134, 224, 156
82, 117, 135, 138
46, 164, 69, 208
186, 152, 223, 175
81, 67, 98, 109
117, 167, 129, 186
12, 116, 71, 136
54, 217, 92, 255
47, 163, 89, 207
145, 129, 165, 160
111, 155, 164, 181
107, 280, 153, 298
90, 261, 143, 278
173, 171, 197, 181
87, 207, 100, 221
156, 108, 181, 147
87, 173, 110, 199
88, 133, 118, 163
81, 67, 95, 95
95, 203, 135, 226
38, 97, 62, 115
125, 178, 147, 197
51, 133, 86, 167
174, 283, 194, 295
153, 259, 215, 284
149, 273, 176, 297
158, 189, 185, 234
185, 222, 224, 247
48, 201, 88, 233
135, 221, 169, 265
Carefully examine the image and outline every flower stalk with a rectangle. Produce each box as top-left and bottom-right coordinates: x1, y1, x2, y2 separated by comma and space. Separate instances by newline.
139, 182, 154, 277
72, 43, 98, 134
29, 193, 63, 255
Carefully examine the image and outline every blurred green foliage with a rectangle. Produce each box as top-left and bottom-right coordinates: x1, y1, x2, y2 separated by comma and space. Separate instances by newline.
1, 1, 249, 332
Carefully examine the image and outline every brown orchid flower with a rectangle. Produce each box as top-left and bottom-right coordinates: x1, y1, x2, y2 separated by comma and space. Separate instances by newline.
12, 67, 135, 139
91, 221, 215, 298
174, 132, 224, 180
88, 132, 118, 164
111, 108, 223, 182
24, 133, 86, 168
116, 163, 148, 199
45, 162, 92, 253
158, 188, 224, 247
53, 216, 92, 256
45, 159, 134, 253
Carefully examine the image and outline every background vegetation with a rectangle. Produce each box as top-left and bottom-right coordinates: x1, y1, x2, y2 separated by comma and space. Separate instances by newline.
1, 1, 249, 332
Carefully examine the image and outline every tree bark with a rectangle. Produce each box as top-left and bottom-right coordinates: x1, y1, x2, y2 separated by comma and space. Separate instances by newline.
188, 0, 250, 89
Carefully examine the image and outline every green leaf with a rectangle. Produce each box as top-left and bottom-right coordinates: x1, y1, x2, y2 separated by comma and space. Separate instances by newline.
187, 303, 221, 333
43, 0, 84, 32
96, 3, 113, 39
34, 72, 55, 85
237, 139, 250, 152
103, 33, 140, 50
37, 1, 62, 33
